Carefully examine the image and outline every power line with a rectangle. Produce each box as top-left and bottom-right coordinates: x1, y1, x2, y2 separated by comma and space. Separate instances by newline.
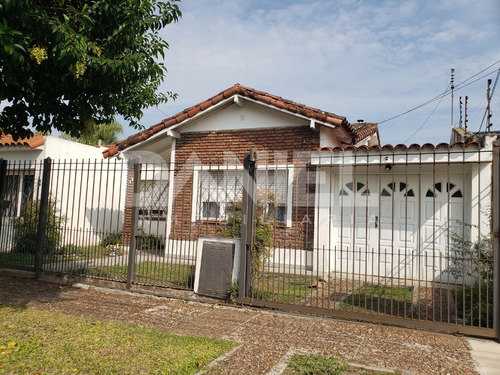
378, 59, 500, 126
403, 82, 450, 143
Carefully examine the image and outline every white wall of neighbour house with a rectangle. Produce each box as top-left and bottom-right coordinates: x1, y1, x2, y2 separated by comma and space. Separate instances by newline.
1, 136, 125, 248
312, 145, 493, 282
121, 136, 174, 244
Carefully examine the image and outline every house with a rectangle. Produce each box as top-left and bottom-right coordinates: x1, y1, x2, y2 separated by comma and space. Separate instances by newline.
103, 84, 379, 268
0, 134, 122, 247
104, 84, 494, 283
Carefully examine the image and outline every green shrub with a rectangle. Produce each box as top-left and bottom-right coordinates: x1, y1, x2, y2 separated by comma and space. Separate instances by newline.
59, 244, 84, 256
456, 280, 493, 328
217, 194, 274, 272
101, 232, 122, 247
449, 220, 493, 328
12, 199, 65, 254
136, 231, 164, 249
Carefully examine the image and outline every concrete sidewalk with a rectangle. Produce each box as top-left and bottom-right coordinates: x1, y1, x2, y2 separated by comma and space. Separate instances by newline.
467, 338, 500, 375
0, 272, 497, 374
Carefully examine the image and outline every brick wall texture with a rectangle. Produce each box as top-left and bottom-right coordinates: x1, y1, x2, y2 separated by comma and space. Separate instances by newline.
123, 126, 319, 251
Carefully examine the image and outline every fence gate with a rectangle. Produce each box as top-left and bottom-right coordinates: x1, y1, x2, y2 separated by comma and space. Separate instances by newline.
237, 146, 499, 340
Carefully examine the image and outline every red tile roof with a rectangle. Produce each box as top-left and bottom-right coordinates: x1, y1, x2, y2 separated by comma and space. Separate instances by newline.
349, 122, 378, 143
0, 133, 45, 149
104, 84, 378, 158
312, 141, 481, 152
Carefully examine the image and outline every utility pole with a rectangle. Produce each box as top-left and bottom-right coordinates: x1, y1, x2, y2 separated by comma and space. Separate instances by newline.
464, 96, 468, 132
459, 96, 463, 128
451, 68, 455, 128
487, 79, 492, 133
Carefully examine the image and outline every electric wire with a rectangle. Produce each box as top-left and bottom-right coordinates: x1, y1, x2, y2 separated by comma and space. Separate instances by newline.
378, 59, 500, 126
403, 83, 450, 144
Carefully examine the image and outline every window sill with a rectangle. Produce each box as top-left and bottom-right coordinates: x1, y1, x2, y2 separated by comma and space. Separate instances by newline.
138, 216, 167, 221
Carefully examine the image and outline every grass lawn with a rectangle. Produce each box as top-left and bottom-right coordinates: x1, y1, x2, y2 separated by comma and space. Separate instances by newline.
342, 283, 413, 317
0, 252, 35, 267
0, 245, 112, 268
284, 354, 399, 375
0, 306, 236, 375
251, 273, 317, 303
74, 261, 195, 289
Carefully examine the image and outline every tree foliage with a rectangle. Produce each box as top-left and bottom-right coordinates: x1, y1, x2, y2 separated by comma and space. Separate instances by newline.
60, 121, 124, 145
0, 0, 181, 139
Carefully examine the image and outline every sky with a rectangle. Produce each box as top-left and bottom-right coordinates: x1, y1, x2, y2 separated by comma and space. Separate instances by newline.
124, 0, 500, 146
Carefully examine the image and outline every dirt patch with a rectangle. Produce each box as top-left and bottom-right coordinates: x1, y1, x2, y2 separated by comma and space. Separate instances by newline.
306, 277, 362, 308
412, 286, 456, 323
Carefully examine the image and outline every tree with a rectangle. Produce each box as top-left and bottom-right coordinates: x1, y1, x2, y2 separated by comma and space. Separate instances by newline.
0, 0, 181, 140
60, 121, 124, 145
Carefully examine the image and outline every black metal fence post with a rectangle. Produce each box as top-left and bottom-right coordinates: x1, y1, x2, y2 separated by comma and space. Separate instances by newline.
492, 141, 500, 342
126, 161, 140, 289
0, 159, 7, 240
34, 157, 52, 279
239, 149, 257, 302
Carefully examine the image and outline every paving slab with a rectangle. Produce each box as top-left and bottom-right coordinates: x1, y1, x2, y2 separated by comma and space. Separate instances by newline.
467, 338, 500, 375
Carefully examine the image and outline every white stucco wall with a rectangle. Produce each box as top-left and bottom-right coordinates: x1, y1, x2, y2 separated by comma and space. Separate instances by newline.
1, 136, 124, 247
179, 100, 309, 133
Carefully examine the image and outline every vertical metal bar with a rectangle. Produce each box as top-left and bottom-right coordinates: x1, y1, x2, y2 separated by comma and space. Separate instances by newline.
377, 154, 382, 316
0, 159, 7, 240
446, 149, 451, 324
390, 149, 395, 316
126, 162, 140, 289
366, 154, 373, 309
339, 152, 345, 310
492, 142, 500, 340
34, 158, 52, 279
239, 149, 257, 302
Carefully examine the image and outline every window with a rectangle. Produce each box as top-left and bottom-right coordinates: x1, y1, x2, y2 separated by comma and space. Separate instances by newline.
3, 174, 35, 217
197, 170, 243, 220
257, 169, 288, 223
138, 179, 169, 219
193, 167, 292, 226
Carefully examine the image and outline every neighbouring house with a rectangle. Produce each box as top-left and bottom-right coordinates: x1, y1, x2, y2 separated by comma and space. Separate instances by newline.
450, 126, 500, 146
0, 134, 123, 248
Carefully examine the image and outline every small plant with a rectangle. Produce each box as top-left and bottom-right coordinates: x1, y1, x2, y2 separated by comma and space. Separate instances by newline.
449, 219, 493, 328
104, 243, 123, 256
227, 281, 239, 303
217, 192, 275, 271
135, 231, 164, 250
12, 198, 65, 254
58, 244, 84, 256
101, 232, 122, 247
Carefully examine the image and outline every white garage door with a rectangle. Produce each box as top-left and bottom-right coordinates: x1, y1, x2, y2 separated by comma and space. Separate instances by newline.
333, 175, 464, 280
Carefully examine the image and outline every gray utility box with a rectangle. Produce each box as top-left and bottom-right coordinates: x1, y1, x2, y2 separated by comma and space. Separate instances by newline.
195, 240, 235, 299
